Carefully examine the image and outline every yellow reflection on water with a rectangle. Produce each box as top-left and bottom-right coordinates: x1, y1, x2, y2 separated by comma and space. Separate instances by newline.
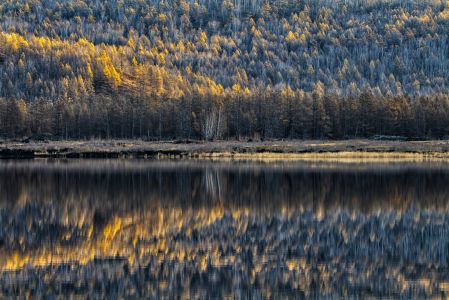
1, 160, 449, 297
0, 206, 251, 272
0, 203, 448, 299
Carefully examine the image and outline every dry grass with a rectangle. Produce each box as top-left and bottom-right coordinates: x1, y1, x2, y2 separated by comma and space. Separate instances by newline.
182, 151, 449, 162
1, 139, 449, 161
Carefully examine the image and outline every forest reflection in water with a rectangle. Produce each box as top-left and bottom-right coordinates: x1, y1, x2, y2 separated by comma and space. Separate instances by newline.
1, 159, 449, 298
1, 159, 449, 212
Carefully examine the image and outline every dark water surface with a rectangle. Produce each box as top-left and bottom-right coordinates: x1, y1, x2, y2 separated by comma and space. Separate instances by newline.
1, 159, 449, 298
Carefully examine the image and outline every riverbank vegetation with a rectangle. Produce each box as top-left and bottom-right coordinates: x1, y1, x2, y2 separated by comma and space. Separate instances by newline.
1, 139, 449, 160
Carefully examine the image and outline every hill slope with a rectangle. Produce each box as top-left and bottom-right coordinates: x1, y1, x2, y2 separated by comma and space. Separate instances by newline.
0, 0, 448, 139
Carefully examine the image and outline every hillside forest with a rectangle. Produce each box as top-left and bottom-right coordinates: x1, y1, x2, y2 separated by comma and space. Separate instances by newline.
0, 0, 449, 140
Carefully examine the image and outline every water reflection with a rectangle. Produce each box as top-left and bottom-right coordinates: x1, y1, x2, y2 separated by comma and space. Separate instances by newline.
1, 159, 449, 297
2, 160, 449, 213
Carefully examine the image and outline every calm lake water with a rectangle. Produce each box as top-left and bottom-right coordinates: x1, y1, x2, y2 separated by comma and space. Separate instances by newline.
1, 159, 449, 298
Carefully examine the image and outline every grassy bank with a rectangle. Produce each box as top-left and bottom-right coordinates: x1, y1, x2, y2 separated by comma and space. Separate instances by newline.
1, 139, 449, 161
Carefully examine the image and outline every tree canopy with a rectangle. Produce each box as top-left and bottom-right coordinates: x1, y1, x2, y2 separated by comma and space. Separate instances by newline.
0, 0, 448, 140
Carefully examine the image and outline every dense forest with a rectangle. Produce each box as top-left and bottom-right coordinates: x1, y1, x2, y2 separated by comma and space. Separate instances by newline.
0, 0, 449, 140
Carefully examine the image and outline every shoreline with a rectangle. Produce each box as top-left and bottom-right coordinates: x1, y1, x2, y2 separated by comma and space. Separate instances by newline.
1, 139, 449, 161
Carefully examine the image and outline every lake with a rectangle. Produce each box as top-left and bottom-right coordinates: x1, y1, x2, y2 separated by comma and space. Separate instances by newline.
1, 159, 449, 298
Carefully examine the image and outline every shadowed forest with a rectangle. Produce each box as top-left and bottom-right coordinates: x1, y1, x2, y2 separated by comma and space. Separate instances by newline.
1, 0, 449, 140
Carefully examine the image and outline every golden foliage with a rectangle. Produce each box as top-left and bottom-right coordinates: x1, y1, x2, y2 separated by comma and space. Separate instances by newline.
96, 50, 121, 88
